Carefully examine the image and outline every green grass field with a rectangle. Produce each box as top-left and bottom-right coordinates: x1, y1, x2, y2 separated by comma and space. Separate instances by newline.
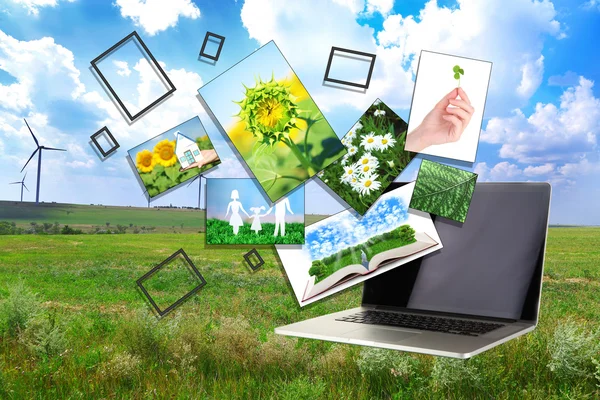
206, 218, 305, 245
0, 228, 599, 398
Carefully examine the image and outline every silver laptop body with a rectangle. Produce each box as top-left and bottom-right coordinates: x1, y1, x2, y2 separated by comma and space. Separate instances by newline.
276, 182, 551, 359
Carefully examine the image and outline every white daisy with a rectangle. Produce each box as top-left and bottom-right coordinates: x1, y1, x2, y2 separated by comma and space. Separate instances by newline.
341, 153, 351, 166
341, 164, 358, 182
358, 161, 379, 176
346, 130, 356, 141
358, 173, 382, 196
360, 133, 381, 151
357, 152, 377, 168
377, 133, 396, 150
350, 177, 361, 192
347, 146, 358, 156
373, 109, 386, 117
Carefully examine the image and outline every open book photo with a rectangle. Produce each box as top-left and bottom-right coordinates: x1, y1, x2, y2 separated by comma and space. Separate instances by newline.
276, 182, 443, 306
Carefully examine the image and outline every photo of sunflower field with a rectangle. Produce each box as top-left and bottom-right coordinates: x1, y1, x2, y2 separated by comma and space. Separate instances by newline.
318, 99, 416, 215
198, 41, 346, 203
127, 117, 220, 198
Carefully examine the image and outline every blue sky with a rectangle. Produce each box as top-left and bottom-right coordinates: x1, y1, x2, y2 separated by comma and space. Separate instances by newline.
306, 188, 408, 260
0, 0, 599, 224
206, 178, 304, 223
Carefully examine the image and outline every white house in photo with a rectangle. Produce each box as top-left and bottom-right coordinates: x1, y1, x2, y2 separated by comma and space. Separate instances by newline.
174, 131, 203, 169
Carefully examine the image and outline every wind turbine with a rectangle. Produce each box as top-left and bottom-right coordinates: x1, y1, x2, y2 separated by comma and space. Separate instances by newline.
9, 172, 29, 202
20, 119, 66, 204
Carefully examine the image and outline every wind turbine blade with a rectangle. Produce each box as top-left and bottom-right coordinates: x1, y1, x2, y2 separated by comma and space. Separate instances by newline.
24, 119, 39, 147
21, 148, 39, 173
9, 182, 20, 184
187, 174, 200, 187
23, 184, 29, 192
23, 171, 27, 181
43, 147, 67, 151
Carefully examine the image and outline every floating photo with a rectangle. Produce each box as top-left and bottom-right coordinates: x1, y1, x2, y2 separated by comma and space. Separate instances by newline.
206, 178, 305, 245
198, 41, 346, 203
318, 99, 415, 215
404, 50, 492, 163
276, 182, 442, 307
127, 117, 220, 198
409, 160, 478, 223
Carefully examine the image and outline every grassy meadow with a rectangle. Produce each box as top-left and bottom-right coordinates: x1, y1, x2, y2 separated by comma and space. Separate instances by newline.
205, 219, 305, 245
0, 227, 599, 398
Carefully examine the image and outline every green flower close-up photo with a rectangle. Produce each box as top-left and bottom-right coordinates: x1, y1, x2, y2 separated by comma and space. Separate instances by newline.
409, 159, 478, 223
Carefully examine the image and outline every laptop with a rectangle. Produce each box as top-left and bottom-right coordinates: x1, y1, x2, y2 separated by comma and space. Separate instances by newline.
275, 182, 551, 358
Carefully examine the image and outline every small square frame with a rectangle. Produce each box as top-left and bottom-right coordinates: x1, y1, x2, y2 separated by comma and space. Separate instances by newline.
323, 46, 376, 89
199, 32, 225, 61
91, 126, 120, 157
243, 248, 265, 271
90, 31, 176, 122
136, 248, 207, 318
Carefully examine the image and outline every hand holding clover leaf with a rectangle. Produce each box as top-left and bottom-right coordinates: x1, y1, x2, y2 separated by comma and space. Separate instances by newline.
406, 85, 475, 152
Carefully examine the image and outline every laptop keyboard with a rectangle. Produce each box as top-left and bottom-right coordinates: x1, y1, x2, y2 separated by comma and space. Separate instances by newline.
336, 310, 504, 337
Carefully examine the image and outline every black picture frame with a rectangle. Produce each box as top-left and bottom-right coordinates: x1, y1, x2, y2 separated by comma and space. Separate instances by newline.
90, 126, 120, 157
136, 248, 207, 318
90, 31, 176, 122
199, 31, 225, 61
243, 248, 265, 271
323, 46, 376, 89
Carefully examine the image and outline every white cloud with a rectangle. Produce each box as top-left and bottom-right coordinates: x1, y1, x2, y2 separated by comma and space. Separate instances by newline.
66, 159, 95, 169
8, 0, 74, 15
331, 0, 365, 14
377, 0, 564, 111
113, 60, 131, 77
583, 0, 600, 11
558, 158, 600, 177
114, 0, 201, 36
365, 0, 394, 16
523, 163, 555, 176
481, 76, 599, 163
0, 30, 85, 111
475, 161, 522, 181
516, 55, 544, 98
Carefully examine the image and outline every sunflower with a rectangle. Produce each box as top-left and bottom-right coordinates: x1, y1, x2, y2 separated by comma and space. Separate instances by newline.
256, 97, 285, 128
153, 139, 177, 167
136, 149, 156, 173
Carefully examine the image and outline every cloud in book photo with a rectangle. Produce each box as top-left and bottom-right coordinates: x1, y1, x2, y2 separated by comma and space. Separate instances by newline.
306, 192, 408, 260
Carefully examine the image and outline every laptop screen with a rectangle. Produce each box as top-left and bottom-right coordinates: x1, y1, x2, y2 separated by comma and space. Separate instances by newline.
362, 183, 550, 321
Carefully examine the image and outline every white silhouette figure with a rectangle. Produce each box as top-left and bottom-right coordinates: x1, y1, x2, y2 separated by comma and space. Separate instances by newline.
225, 189, 250, 235
250, 206, 266, 234
266, 196, 294, 237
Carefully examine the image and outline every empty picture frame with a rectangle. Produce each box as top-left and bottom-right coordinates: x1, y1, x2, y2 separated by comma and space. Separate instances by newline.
243, 248, 265, 271
91, 126, 120, 157
199, 31, 225, 61
136, 248, 207, 318
90, 31, 176, 122
323, 46, 376, 89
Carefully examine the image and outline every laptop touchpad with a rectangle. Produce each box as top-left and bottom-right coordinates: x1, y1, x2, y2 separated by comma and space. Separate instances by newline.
342, 327, 419, 343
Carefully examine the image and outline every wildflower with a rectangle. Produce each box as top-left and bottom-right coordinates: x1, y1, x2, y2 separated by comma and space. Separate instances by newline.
358, 161, 379, 175
357, 153, 377, 167
341, 164, 357, 182
358, 173, 382, 195
136, 149, 156, 173
374, 110, 386, 117
354, 122, 363, 131
360, 133, 381, 151
377, 133, 396, 150
350, 177, 361, 192
152, 139, 178, 167
347, 146, 358, 156
387, 160, 395, 168
235, 75, 299, 147
341, 153, 351, 166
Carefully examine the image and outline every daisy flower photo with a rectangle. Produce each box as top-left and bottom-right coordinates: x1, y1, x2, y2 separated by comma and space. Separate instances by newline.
317, 99, 416, 214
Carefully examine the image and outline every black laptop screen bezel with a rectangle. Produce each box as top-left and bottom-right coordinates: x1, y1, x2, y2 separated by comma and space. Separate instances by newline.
361, 182, 550, 323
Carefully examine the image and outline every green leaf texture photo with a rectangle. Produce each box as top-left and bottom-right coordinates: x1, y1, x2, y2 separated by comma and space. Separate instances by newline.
409, 160, 478, 223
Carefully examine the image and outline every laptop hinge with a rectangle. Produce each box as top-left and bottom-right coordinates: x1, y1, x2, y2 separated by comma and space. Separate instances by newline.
371, 305, 518, 323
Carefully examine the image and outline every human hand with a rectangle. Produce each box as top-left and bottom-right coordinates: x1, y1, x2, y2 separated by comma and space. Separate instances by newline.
179, 150, 219, 171
406, 87, 474, 152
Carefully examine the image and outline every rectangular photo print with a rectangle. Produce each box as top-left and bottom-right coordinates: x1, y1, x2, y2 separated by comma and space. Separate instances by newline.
198, 41, 346, 203
276, 182, 442, 307
128, 116, 220, 198
318, 99, 416, 215
206, 178, 305, 245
